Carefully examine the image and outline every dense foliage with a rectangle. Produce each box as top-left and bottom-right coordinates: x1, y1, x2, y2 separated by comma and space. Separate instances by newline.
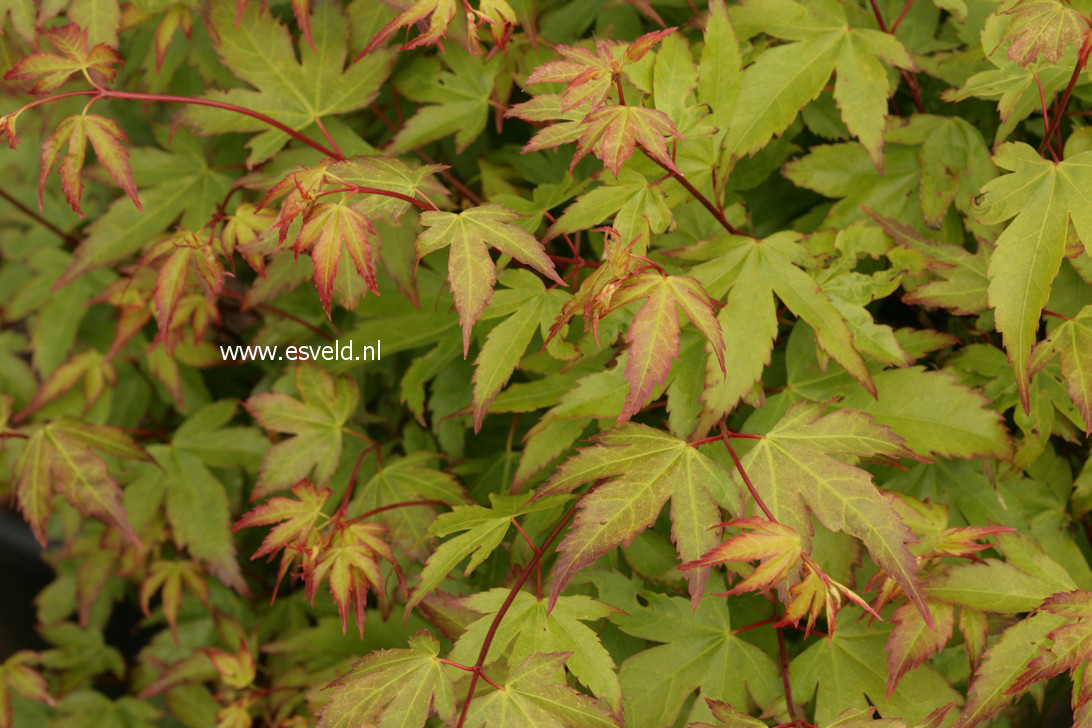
2, 0, 1092, 726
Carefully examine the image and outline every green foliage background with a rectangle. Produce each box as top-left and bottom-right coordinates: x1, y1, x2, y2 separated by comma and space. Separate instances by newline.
1, 0, 1092, 726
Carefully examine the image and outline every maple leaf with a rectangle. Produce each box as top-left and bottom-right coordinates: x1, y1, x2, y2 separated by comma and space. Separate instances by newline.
359, 0, 457, 55
139, 560, 209, 639
866, 210, 989, 316
690, 699, 767, 728
449, 590, 621, 707
15, 418, 147, 547
529, 104, 683, 176
525, 30, 675, 112
535, 425, 744, 606
884, 601, 955, 696
148, 232, 224, 339
1002, 0, 1089, 67
39, 114, 140, 217
971, 142, 1092, 411
234, 481, 331, 561
1004, 590, 1092, 695
3, 24, 120, 95
305, 520, 394, 637
406, 493, 567, 613
793, 614, 961, 726
606, 588, 780, 725
1031, 304, 1092, 433
292, 201, 378, 318
612, 271, 725, 422
245, 365, 359, 499
687, 232, 877, 431
472, 270, 574, 431
732, 403, 930, 623
463, 652, 620, 727
0, 651, 54, 728
680, 518, 802, 595
417, 204, 565, 355
318, 631, 456, 728
728, 0, 914, 167
182, 2, 393, 165
17, 349, 115, 421
346, 453, 467, 559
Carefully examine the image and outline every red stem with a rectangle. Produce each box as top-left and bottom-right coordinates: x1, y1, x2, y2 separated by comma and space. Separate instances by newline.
219, 289, 336, 342
454, 504, 578, 727
1042, 308, 1070, 320
867, 0, 926, 113
345, 499, 449, 525
641, 149, 755, 238
777, 622, 805, 727
1042, 28, 1092, 158
318, 185, 437, 212
614, 75, 626, 106
15, 89, 343, 159
0, 188, 75, 245
689, 431, 763, 447
1032, 72, 1060, 162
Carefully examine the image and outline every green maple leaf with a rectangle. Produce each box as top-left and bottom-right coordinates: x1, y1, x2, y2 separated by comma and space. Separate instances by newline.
391, 45, 499, 154
0, 652, 53, 727
953, 611, 1065, 728
15, 418, 147, 547
182, 0, 393, 165
347, 452, 467, 560
416, 204, 565, 356
536, 425, 744, 605
472, 270, 572, 431
317, 632, 456, 728
245, 364, 359, 499
52, 691, 160, 728
688, 232, 876, 431
728, 0, 914, 166
449, 590, 621, 707
548, 168, 672, 256
463, 652, 620, 728
1001, 0, 1088, 67
733, 402, 929, 619
608, 590, 780, 727
59, 131, 232, 283
792, 615, 961, 726
867, 211, 990, 315
1031, 303, 1092, 433
971, 142, 1092, 410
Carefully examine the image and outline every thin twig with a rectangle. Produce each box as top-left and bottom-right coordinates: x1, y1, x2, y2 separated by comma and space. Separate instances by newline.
345, 499, 450, 526
1041, 29, 1092, 159
641, 149, 754, 237
777, 622, 805, 727
0, 188, 76, 244
455, 504, 579, 727
219, 289, 337, 342
867, 0, 926, 113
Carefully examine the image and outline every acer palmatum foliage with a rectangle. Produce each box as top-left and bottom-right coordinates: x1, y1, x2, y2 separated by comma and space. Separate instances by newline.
1, 0, 1092, 726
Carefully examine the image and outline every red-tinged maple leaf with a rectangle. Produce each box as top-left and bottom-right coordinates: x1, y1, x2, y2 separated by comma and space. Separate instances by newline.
885, 600, 955, 696
0, 113, 19, 149
147, 233, 224, 340
3, 24, 121, 95
16, 350, 115, 422
932, 525, 1015, 559
39, 114, 141, 217
680, 518, 802, 595
468, 0, 517, 56
1002, 0, 1089, 67
304, 521, 395, 637
152, 4, 195, 71
292, 201, 379, 318
525, 29, 676, 112
777, 562, 880, 637
358, 0, 458, 58
1006, 594, 1092, 695
606, 270, 725, 422
0, 652, 55, 728
15, 419, 148, 547
571, 105, 681, 176
139, 560, 210, 640
220, 202, 277, 274
259, 160, 333, 243
417, 204, 565, 355
204, 641, 257, 690
234, 482, 331, 561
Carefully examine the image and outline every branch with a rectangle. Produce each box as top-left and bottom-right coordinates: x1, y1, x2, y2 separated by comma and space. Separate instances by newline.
345, 499, 450, 525
454, 503, 579, 727
777, 621, 806, 727
868, 0, 926, 114
640, 149, 755, 238
1041, 28, 1092, 159
0, 188, 76, 245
